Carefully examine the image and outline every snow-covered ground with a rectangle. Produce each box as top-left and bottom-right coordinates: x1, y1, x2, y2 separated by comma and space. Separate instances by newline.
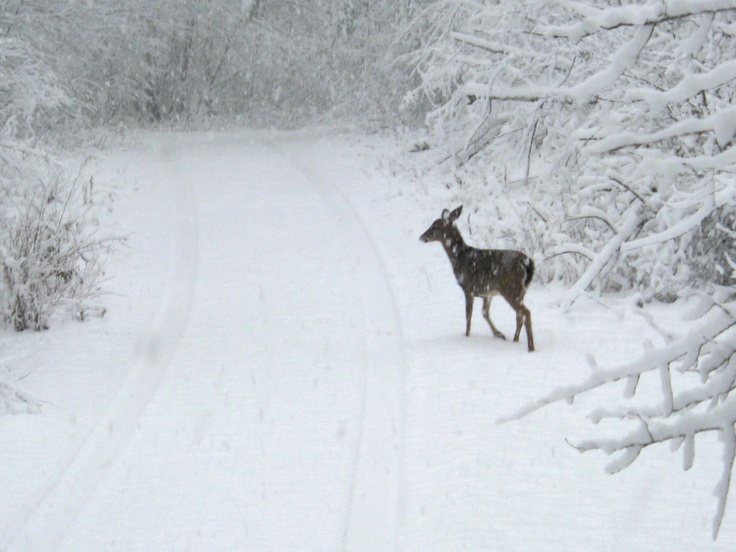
0, 130, 734, 551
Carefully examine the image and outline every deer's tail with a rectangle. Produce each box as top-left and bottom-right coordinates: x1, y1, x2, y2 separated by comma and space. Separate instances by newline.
524, 257, 535, 289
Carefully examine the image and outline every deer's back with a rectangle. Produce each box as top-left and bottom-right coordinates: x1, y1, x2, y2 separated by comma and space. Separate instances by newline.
453, 247, 533, 298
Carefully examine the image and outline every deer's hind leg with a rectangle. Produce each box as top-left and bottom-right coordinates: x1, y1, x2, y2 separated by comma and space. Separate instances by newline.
482, 295, 506, 340
522, 304, 534, 352
506, 293, 535, 352
511, 302, 534, 352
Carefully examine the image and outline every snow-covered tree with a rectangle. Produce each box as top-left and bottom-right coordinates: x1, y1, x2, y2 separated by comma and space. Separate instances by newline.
405, 0, 736, 296
0, 40, 67, 139
2, 0, 428, 129
406, 0, 736, 539
1, 0, 423, 128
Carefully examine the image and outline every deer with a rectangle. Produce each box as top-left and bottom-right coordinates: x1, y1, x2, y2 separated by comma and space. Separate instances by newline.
420, 205, 535, 352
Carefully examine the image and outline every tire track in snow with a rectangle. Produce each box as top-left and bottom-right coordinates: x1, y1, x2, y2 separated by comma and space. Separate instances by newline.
2, 143, 199, 552
263, 134, 408, 552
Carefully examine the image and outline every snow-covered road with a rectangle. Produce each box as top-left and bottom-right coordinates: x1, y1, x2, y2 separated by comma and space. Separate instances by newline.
11, 133, 405, 551
2, 131, 734, 551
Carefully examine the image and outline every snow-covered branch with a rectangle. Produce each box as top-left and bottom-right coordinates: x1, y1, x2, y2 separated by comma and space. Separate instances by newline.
463, 22, 654, 106
630, 58, 736, 113
450, 31, 517, 55
547, 0, 736, 40
590, 106, 736, 153
501, 291, 736, 538
561, 204, 647, 312
501, 299, 734, 422
621, 184, 735, 251
565, 24, 654, 103
460, 83, 552, 103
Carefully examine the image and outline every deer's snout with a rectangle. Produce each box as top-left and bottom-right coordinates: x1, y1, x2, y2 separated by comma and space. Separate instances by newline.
420, 225, 441, 243
420, 229, 438, 243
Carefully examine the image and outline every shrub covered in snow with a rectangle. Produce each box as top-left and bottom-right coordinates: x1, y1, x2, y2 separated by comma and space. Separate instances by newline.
0, 159, 112, 331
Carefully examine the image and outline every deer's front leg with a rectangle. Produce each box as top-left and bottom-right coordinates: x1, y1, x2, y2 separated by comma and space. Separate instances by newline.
464, 291, 474, 336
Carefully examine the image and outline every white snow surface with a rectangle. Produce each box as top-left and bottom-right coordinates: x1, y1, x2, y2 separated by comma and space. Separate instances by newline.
0, 129, 734, 551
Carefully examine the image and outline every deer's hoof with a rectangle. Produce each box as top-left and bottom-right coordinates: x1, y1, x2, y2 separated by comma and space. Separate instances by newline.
494, 332, 506, 340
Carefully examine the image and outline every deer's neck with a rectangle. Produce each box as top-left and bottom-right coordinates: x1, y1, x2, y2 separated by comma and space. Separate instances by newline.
441, 226, 469, 265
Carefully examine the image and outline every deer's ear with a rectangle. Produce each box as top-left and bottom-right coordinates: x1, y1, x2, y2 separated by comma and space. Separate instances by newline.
441, 208, 451, 221
448, 205, 463, 221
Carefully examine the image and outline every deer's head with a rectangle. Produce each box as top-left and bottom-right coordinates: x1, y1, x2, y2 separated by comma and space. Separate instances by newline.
420, 205, 463, 243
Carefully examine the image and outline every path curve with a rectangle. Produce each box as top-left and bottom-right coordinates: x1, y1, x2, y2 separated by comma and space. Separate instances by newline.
266, 135, 408, 552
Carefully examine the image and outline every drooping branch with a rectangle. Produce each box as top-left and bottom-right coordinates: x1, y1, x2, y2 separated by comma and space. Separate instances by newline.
498, 301, 735, 423
620, 185, 736, 252
499, 293, 736, 538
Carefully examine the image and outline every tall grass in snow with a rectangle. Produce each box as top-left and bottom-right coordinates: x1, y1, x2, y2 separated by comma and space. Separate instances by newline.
0, 162, 115, 331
